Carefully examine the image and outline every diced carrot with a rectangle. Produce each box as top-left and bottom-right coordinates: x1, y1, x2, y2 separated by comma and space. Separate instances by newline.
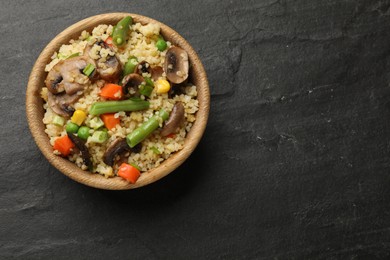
165, 133, 176, 139
100, 113, 120, 130
117, 163, 141, 184
53, 135, 74, 156
99, 83, 123, 100
104, 36, 113, 48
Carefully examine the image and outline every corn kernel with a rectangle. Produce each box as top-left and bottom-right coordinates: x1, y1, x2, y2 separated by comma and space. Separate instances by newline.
71, 110, 87, 126
155, 79, 171, 94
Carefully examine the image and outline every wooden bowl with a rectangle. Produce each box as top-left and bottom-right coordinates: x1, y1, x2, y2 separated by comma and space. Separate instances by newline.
26, 13, 210, 190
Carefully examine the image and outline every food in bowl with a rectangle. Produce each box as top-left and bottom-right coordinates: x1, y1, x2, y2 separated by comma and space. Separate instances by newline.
41, 16, 199, 183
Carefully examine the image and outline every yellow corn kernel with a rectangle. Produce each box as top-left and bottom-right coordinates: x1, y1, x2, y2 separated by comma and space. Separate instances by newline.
71, 110, 87, 126
155, 79, 171, 94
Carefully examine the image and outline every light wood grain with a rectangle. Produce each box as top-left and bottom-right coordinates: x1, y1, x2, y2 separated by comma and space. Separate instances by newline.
26, 13, 210, 190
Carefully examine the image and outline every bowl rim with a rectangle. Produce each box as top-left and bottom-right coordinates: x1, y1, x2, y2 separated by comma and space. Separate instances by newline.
26, 13, 210, 190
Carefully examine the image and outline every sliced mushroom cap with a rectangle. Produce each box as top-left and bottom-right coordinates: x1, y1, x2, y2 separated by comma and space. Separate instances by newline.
161, 102, 185, 136
47, 91, 81, 118
67, 134, 92, 170
84, 41, 122, 83
103, 139, 129, 166
134, 61, 152, 75
97, 55, 122, 83
45, 65, 64, 94
61, 56, 91, 94
150, 66, 164, 81
168, 82, 187, 98
121, 73, 144, 96
45, 56, 92, 95
164, 47, 189, 84
96, 41, 122, 83
103, 138, 142, 167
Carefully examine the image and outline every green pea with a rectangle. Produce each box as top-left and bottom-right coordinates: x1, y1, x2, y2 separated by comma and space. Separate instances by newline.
77, 126, 90, 140
66, 122, 79, 134
156, 38, 167, 51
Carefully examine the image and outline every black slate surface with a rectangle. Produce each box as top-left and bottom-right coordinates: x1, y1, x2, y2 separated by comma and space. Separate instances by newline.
2, 0, 390, 259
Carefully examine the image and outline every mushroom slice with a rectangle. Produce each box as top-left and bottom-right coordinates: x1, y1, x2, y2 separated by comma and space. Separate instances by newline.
135, 61, 152, 75
103, 139, 130, 166
87, 40, 122, 83
168, 82, 187, 98
47, 91, 82, 118
45, 65, 64, 94
121, 73, 144, 96
161, 102, 185, 136
45, 56, 92, 95
67, 134, 92, 170
151, 66, 164, 81
164, 47, 189, 84
61, 56, 91, 95
103, 138, 142, 167
97, 55, 122, 83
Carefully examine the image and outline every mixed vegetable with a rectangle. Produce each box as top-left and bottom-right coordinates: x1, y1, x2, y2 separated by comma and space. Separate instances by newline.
46, 16, 190, 184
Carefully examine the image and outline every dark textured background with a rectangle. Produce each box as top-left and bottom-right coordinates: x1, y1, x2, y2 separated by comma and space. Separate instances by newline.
2, 0, 390, 259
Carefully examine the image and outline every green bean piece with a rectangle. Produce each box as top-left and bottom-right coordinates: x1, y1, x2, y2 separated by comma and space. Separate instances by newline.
112, 16, 133, 47
129, 97, 143, 102
111, 25, 116, 37
89, 130, 108, 144
77, 126, 90, 140
129, 162, 141, 171
89, 99, 150, 116
156, 37, 167, 51
139, 77, 154, 97
139, 84, 153, 97
52, 115, 65, 126
123, 56, 138, 76
150, 146, 161, 154
83, 63, 95, 76
144, 77, 154, 87
66, 122, 79, 134
88, 117, 105, 129
126, 109, 169, 148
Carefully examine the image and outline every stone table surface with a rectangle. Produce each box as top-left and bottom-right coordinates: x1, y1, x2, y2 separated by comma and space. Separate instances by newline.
2, 0, 390, 259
